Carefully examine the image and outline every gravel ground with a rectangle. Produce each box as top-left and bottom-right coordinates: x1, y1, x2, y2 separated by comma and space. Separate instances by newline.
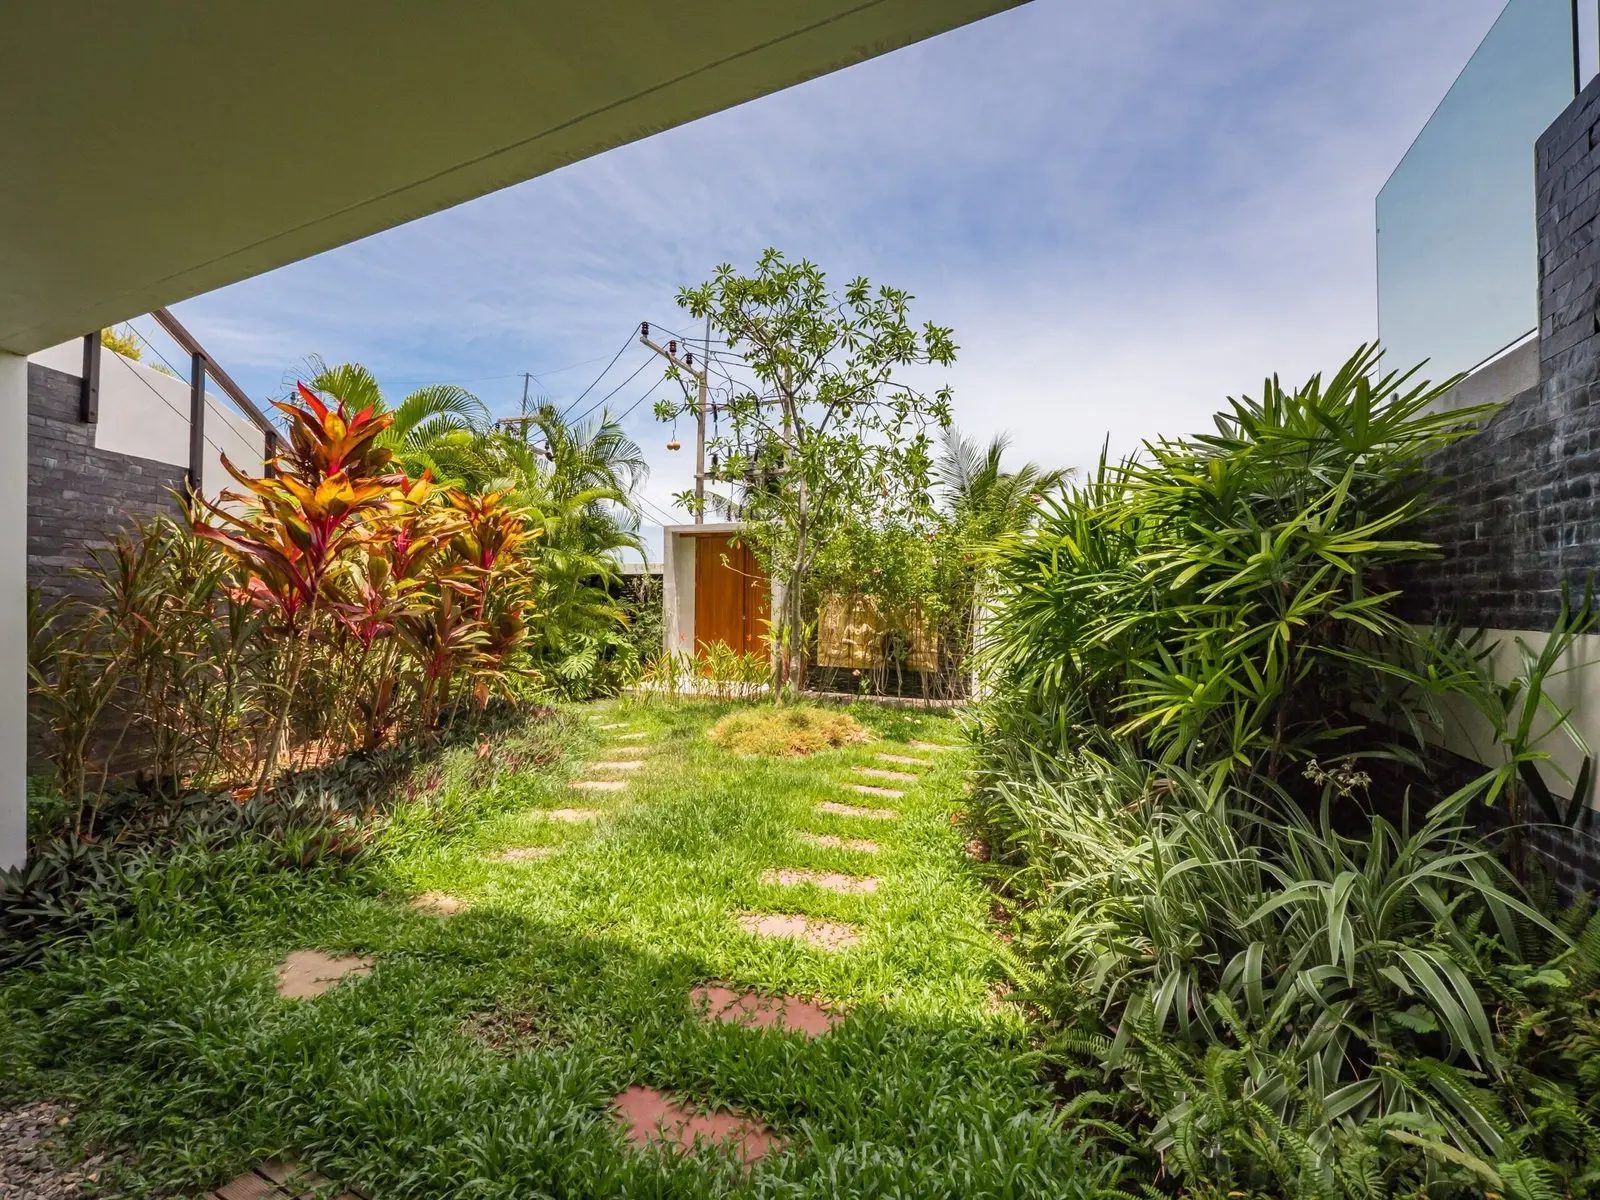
0, 1102, 107, 1199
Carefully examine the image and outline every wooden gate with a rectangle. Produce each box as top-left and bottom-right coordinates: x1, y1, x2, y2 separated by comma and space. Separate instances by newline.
691, 534, 769, 655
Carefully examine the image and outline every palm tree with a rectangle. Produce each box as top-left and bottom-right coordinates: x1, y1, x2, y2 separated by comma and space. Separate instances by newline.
932, 428, 1072, 696
299, 358, 493, 484
933, 427, 1071, 539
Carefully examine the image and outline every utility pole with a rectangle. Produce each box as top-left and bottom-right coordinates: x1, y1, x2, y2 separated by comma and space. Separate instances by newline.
639, 321, 709, 524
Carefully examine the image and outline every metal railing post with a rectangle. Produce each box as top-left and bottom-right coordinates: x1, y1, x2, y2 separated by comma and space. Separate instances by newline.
79, 332, 101, 424
188, 351, 206, 495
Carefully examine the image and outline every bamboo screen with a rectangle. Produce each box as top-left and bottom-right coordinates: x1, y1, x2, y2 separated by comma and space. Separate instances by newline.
814, 595, 937, 672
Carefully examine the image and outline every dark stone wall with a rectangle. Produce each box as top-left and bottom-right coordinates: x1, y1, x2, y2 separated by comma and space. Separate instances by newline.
27, 362, 185, 603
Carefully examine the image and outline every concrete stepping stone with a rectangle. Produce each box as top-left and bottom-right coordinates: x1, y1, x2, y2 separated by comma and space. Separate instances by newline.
908, 740, 954, 752
875, 753, 930, 767
845, 783, 904, 799
817, 800, 896, 820
613, 731, 650, 740
493, 845, 558, 862
738, 912, 861, 950
571, 779, 626, 791
853, 766, 916, 783
213, 1159, 364, 1199
690, 983, 841, 1038
760, 867, 878, 895
409, 891, 468, 916
611, 1084, 785, 1164
545, 807, 602, 821
595, 722, 626, 729
799, 832, 880, 853
274, 950, 373, 999
592, 760, 645, 771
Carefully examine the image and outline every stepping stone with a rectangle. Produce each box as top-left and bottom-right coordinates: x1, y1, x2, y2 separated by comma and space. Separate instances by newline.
275, 950, 373, 999
545, 807, 602, 821
760, 868, 878, 895
853, 766, 916, 783
614, 731, 649, 740
690, 983, 841, 1038
817, 801, 896, 820
876, 753, 930, 766
595, 722, 626, 729
409, 891, 468, 916
799, 832, 880, 854
213, 1159, 365, 1199
592, 760, 645, 770
908, 740, 954, 752
845, 783, 904, 799
738, 912, 861, 950
611, 1085, 785, 1164
571, 780, 626, 791
493, 846, 557, 862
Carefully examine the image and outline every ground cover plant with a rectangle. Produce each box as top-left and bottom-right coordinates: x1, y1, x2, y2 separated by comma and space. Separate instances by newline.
706, 704, 865, 757
1, 700, 1122, 1199
972, 346, 1600, 1198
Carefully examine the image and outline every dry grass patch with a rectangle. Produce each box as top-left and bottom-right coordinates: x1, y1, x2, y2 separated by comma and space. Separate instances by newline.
708, 705, 866, 757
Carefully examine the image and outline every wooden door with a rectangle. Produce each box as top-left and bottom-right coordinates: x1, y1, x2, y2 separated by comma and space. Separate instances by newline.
692, 535, 769, 655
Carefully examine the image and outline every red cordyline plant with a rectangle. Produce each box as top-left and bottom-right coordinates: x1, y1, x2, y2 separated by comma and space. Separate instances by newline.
193, 384, 397, 790
328, 472, 465, 749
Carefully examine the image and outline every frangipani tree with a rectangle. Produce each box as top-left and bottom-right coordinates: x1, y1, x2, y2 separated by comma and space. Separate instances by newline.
659, 249, 957, 691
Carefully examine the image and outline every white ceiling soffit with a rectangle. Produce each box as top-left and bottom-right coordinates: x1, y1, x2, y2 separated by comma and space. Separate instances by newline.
0, 1, 1025, 354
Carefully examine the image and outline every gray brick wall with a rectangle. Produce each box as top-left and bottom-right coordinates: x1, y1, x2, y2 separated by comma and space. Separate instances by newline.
28, 361, 186, 603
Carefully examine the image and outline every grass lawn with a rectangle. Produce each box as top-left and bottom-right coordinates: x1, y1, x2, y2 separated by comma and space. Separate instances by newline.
1, 699, 1112, 1198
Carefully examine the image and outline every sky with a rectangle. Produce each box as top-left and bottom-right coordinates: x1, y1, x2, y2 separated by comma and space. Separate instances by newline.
151, 0, 1509, 561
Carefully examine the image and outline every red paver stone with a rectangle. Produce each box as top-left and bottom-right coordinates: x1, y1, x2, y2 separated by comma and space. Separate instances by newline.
760, 868, 878, 894
853, 766, 917, 782
494, 846, 557, 861
690, 983, 840, 1038
799, 832, 880, 853
875, 753, 930, 766
844, 783, 904, 799
409, 891, 468, 916
738, 912, 860, 949
611, 1085, 785, 1164
214, 1175, 281, 1200
816, 801, 896, 820
275, 950, 373, 999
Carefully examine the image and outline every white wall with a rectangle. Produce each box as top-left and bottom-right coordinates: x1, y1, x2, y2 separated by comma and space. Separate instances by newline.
1, 353, 27, 869
28, 339, 266, 502
1431, 626, 1600, 806
662, 527, 699, 656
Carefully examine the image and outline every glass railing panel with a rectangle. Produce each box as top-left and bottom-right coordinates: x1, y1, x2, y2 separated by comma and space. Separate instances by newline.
1376, 0, 1575, 382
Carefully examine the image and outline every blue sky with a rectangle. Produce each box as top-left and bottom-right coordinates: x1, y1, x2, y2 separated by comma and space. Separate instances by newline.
157, 0, 1507, 558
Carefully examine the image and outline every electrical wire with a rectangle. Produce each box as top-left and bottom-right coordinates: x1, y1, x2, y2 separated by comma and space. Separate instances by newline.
565, 355, 654, 427
558, 328, 639, 421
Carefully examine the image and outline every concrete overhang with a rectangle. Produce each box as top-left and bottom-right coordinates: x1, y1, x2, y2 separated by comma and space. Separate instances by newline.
0, 1, 1024, 354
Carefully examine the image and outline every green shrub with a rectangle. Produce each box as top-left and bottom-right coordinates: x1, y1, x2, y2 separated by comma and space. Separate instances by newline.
985, 345, 1489, 794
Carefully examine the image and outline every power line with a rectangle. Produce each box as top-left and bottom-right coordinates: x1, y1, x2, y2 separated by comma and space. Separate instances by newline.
566, 355, 654, 427
559, 328, 639, 421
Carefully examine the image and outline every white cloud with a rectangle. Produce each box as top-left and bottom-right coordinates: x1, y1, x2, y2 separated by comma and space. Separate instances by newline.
171, 0, 1511, 488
